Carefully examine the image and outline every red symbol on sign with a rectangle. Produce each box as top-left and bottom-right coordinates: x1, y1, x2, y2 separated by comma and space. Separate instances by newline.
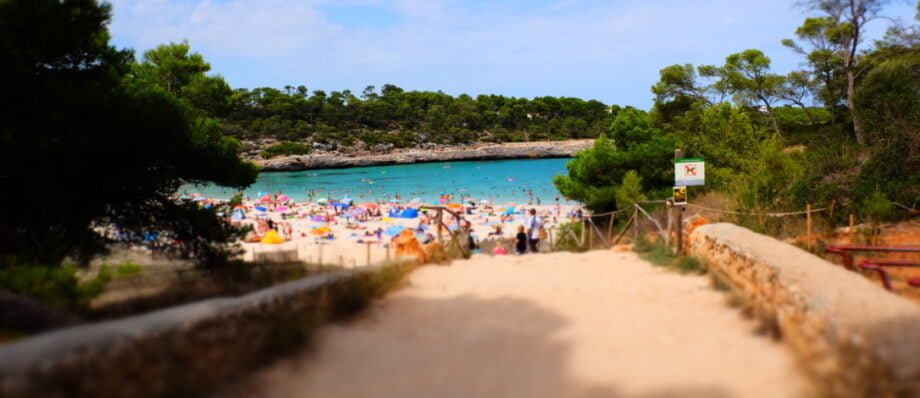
684, 165, 697, 176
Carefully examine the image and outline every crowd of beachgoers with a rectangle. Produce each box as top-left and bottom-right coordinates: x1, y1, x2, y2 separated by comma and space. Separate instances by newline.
205, 191, 585, 265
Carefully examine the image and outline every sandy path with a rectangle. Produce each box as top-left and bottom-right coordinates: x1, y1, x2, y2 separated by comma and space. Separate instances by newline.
218, 250, 806, 398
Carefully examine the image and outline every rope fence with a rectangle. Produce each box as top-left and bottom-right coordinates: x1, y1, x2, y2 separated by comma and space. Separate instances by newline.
541, 195, 915, 255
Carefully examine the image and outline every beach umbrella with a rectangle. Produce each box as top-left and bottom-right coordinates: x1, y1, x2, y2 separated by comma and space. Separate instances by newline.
389, 198, 400, 203
260, 194, 272, 203
342, 196, 353, 205
384, 225, 405, 236
231, 209, 245, 221
446, 203, 463, 211
332, 202, 349, 209
277, 195, 290, 203
479, 199, 490, 204
503, 208, 516, 216
350, 207, 366, 215
254, 206, 267, 212
361, 202, 378, 209
409, 197, 422, 205
275, 206, 290, 213
310, 226, 332, 235
381, 217, 395, 223
260, 230, 285, 244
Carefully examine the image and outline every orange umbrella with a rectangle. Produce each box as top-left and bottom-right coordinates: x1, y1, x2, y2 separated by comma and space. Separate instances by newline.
311, 226, 332, 235
446, 203, 463, 211
361, 202, 379, 209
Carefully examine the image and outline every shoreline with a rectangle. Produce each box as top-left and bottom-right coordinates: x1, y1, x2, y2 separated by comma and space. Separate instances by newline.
253, 139, 593, 172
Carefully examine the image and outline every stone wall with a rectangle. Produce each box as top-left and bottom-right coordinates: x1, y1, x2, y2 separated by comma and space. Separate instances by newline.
0, 259, 414, 398
688, 223, 920, 397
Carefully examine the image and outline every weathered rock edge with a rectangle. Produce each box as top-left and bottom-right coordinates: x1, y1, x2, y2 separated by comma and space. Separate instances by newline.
0, 259, 416, 398
688, 223, 920, 398
257, 140, 593, 171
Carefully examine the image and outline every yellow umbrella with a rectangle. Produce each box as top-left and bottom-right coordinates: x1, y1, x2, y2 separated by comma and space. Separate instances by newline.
446, 203, 463, 211
260, 230, 285, 244
311, 226, 331, 235
381, 217, 395, 223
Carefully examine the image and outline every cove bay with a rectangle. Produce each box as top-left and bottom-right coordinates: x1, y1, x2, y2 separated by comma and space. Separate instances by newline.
186, 158, 573, 204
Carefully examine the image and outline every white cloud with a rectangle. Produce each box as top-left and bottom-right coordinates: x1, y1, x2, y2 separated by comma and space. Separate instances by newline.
106, 0, 912, 106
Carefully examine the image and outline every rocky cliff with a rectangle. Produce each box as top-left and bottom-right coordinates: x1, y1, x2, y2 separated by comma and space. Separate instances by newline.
254, 140, 593, 171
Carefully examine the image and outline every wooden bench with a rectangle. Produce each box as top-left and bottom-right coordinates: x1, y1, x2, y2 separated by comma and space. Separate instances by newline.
825, 245, 920, 270
857, 258, 920, 291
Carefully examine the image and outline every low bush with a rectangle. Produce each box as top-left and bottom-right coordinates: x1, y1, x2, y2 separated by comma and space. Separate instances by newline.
0, 261, 113, 312
633, 236, 705, 274
260, 141, 312, 158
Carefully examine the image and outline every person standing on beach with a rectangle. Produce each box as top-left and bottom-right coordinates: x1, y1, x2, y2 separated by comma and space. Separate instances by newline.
515, 225, 527, 255
524, 208, 543, 253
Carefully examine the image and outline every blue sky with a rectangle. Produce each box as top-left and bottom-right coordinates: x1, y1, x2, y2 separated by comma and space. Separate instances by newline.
107, 0, 917, 108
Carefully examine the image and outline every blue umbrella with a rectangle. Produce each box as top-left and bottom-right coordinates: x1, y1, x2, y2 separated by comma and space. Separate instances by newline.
385, 225, 406, 236
503, 208, 516, 216
254, 206, 267, 212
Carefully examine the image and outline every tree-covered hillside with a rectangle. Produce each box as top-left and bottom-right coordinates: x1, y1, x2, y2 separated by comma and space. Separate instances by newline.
555, 0, 920, 220
224, 85, 619, 149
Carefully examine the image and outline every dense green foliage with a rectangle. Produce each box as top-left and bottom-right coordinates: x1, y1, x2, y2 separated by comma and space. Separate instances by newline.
0, 0, 257, 266
852, 55, 920, 206
553, 131, 674, 213
260, 141, 313, 158
556, 0, 919, 217
223, 85, 618, 152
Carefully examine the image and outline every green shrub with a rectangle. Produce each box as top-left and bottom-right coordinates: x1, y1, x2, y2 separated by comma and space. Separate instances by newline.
260, 141, 312, 158
633, 236, 705, 274
114, 262, 142, 278
0, 262, 113, 311
553, 222, 587, 252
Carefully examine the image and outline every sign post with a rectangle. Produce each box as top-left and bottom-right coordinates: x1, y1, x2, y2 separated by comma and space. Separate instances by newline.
675, 158, 705, 186
672, 151, 704, 254
672, 186, 687, 205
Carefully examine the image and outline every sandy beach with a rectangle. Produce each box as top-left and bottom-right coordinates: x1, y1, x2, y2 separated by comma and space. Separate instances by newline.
217, 249, 806, 398
226, 195, 582, 267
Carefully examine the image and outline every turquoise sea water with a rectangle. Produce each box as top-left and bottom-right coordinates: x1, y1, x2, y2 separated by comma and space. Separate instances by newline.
185, 158, 573, 204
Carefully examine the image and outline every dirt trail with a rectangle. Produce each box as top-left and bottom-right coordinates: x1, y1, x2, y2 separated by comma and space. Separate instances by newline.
218, 250, 806, 398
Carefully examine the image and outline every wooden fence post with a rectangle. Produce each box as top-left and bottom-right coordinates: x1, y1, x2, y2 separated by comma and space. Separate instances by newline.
607, 213, 615, 242
588, 220, 594, 250
849, 214, 856, 244
366, 242, 371, 266
436, 209, 443, 245
666, 203, 673, 248
676, 206, 683, 254
806, 203, 813, 251
318, 243, 323, 267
